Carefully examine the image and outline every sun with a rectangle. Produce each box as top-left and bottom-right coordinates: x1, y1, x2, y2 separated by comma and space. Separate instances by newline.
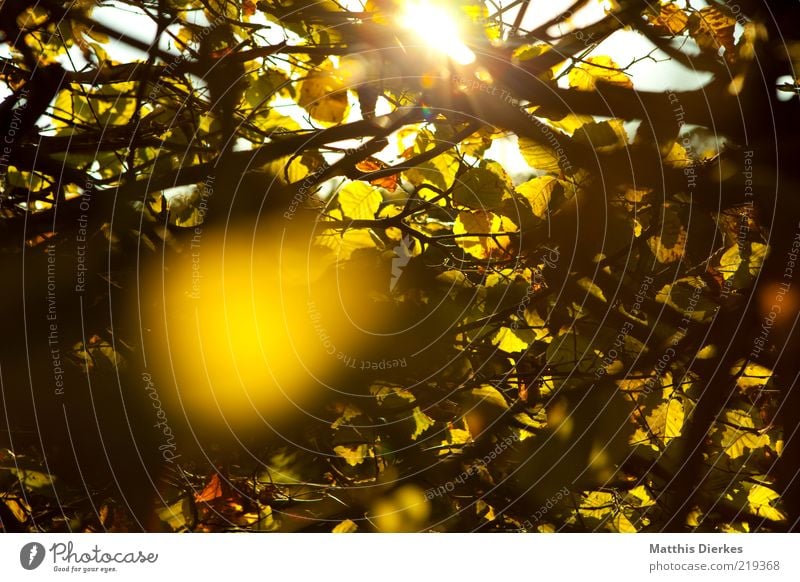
397, 1, 476, 65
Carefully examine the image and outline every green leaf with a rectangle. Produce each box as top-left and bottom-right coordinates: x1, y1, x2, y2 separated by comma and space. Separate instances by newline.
6, 467, 56, 492
157, 498, 193, 531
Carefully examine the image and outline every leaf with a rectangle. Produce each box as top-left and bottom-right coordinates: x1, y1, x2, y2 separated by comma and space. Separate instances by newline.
718, 409, 770, 459
157, 498, 193, 531
647, 3, 689, 35
332, 404, 362, 429
338, 182, 382, 220
648, 204, 686, 263
244, 68, 290, 109
645, 399, 685, 445
655, 277, 717, 322
517, 138, 562, 173
688, 7, 736, 63
298, 59, 349, 124
568, 56, 633, 91
491, 326, 531, 353
513, 43, 551, 62
7, 467, 56, 492
718, 242, 768, 287
316, 215, 377, 260
356, 157, 399, 192
452, 162, 513, 210
730, 361, 772, 390
334, 444, 373, 467
611, 511, 638, 533
470, 385, 509, 410
579, 491, 616, 521
627, 485, 656, 508
546, 330, 601, 375
459, 126, 496, 157
439, 426, 472, 454
453, 211, 507, 260
403, 129, 460, 192
516, 176, 561, 219
410, 407, 436, 440
573, 119, 629, 151
195, 473, 224, 503
747, 484, 786, 522
332, 519, 358, 533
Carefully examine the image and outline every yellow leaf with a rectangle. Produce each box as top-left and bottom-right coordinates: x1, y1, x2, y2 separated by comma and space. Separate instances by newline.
719, 242, 769, 281
612, 511, 638, 533
453, 211, 504, 259
718, 409, 770, 459
747, 484, 786, 522
549, 113, 595, 135
663, 141, 692, 167
334, 444, 373, 467
568, 56, 633, 91
517, 176, 560, 219
316, 209, 377, 260
338, 182, 381, 220
332, 519, 359, 533
573, 119, 629, 151
518, 138, 562, 173
4, 499, 29, 523
440, 426, 472, 454
491, 327, 530, 353
628, 485, 656, 507
298, 59, 349, 124
580, 491, 615, 520
577, 277, 607, 303
411, 407, 435, 440
730, 360, 772, 390
643, 399, 685, 446
471, 385, 509, 410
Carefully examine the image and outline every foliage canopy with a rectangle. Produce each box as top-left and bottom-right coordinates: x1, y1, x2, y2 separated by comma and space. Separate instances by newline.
1, 0, 799, 532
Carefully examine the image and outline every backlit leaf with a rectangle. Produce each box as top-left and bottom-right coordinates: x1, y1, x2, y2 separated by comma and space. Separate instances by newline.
338, 182, 382, 220
568, 56, 633, 91
298, 59, 349, 124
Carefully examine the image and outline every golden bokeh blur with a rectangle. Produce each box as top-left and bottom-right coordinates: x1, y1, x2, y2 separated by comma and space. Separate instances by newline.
370, 485, 431, 532
141, 217, 392, 440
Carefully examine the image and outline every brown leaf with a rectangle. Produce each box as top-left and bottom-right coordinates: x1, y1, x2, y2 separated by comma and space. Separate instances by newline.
195, 473, 224, 503
689, 7, 737, 63
647, 3, 689, 35
356, 157, 399, 192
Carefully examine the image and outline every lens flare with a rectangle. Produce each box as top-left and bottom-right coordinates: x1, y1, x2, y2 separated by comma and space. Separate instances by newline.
397, 1, 476, 65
